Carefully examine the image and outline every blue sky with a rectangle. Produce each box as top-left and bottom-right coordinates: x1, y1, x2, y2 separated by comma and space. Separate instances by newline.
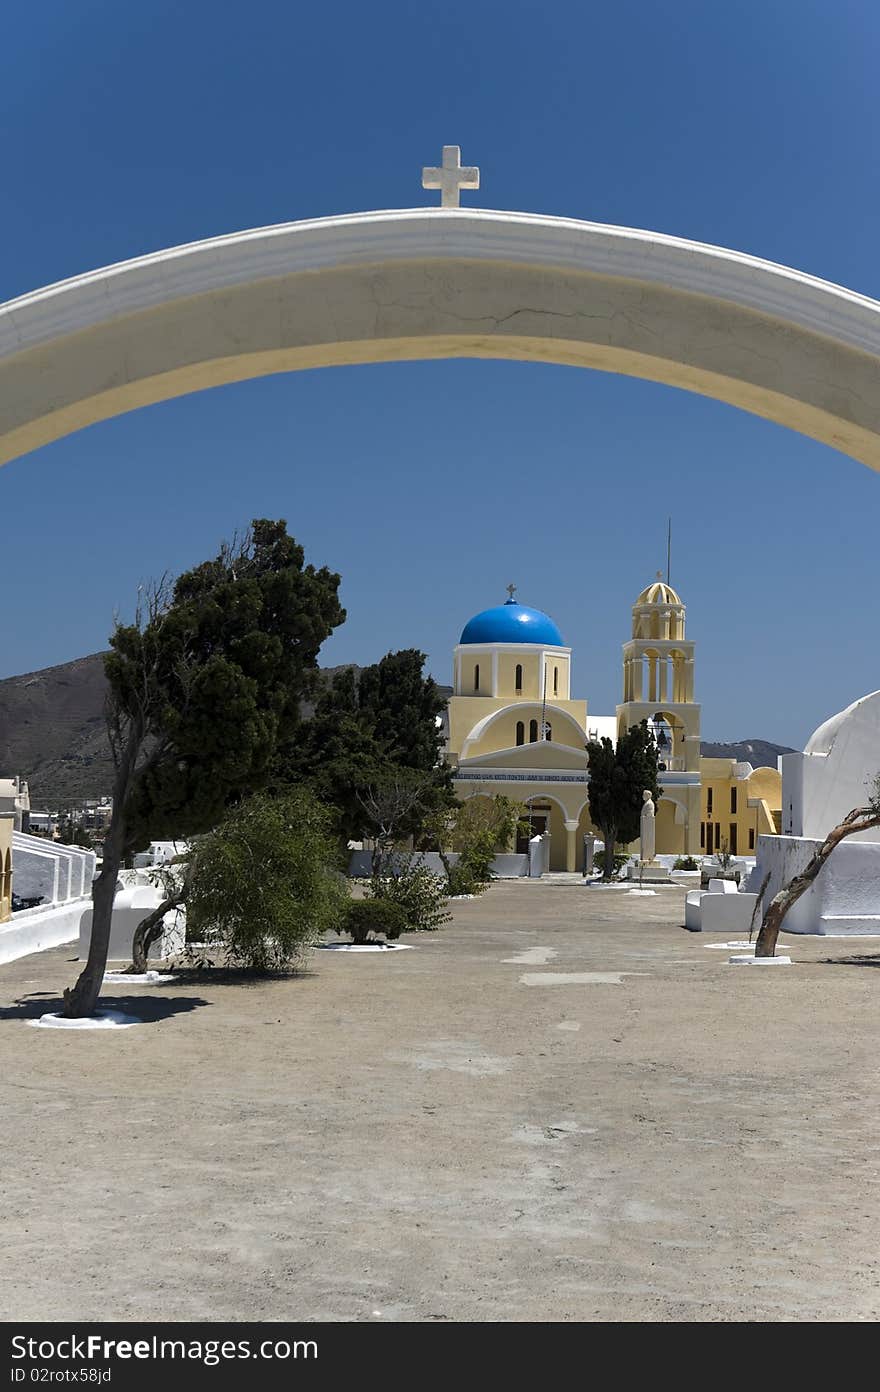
2, 0, 879, 748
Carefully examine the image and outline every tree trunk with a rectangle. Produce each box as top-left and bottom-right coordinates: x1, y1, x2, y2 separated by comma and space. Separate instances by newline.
62, 826, 125, 1018
754, 807, 880, 957
62, 721, 142, 1018
437, 846, 453, 889
129, 898, 175, 972
601, 826, 616, 881
129, 862, 192, 972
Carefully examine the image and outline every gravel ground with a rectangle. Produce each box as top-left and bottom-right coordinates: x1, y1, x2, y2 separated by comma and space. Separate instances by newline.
1, 880, 879, 1323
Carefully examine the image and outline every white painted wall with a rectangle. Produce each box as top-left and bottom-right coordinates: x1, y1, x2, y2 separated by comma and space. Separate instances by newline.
346, 849, 531, 879
748, 833, 880, 934
782, 690, 880, 842
0, 900, 91, 966
12, 832, 95, 903
78, 884, 185, 962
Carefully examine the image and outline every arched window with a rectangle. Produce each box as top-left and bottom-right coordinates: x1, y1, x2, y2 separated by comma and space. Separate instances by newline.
553, 666, 558, 694
474, 663, 480, 692
515, 720, 525, 746
529, 719, 538, 742
544, 722, 552, 742
515, 663, 523, 693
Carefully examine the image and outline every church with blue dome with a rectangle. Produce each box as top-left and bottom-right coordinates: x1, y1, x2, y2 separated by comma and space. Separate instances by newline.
443, 582, 781, 870
445, 587, 618, 872
442, 577, 781, 870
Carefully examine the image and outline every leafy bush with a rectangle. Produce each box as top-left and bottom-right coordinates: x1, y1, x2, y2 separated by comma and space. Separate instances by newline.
186, 788, 349, 970
593, 849, 629, 876
340, 898, 407, 944
673, 855, 699, 871
446, 861, 489, 897
367, 858, 451, 933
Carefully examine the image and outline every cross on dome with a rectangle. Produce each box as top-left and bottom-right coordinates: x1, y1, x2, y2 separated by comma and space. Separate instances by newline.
421, 145, 480, 209
506, 582, 517, 601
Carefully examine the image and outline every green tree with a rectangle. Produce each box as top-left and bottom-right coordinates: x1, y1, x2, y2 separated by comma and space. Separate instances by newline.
63, 519, 344, 1017
280, 649, 452, 844
185, 788, 348, 971
425, 794, 524, 896
586, 722, 661, 881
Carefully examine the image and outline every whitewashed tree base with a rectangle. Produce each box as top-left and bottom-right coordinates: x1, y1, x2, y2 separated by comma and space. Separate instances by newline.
627, 889, 657, 896
28, 1009, 142, 1030
103, 971, 175, 985
315, 942, 414, 953
704, 940, 755, 950
728, 954, 792, 966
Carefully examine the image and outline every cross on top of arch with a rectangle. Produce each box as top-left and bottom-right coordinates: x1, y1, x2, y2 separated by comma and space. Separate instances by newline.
421, 145, 480, 209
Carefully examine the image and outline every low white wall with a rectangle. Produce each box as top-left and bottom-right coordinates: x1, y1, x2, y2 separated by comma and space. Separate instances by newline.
0, 899, 91, 965
78, 885, 185, 961
12, 832, 95, 904
347, 849, 530, 879
491, 853, 530, 878
748, 833, 880, 934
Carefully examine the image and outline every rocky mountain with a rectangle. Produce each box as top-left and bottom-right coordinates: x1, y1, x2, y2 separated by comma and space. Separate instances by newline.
0, 654, 112, 806
699, 739, 795, 768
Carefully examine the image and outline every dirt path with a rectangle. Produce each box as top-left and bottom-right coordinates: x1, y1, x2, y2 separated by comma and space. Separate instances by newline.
1, 881, 878, 1322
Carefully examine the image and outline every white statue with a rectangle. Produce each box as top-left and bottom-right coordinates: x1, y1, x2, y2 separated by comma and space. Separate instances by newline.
640, 790, 656, 864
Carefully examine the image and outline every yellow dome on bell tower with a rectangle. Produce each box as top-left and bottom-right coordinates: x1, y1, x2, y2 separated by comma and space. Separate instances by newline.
632, 571, 686, 641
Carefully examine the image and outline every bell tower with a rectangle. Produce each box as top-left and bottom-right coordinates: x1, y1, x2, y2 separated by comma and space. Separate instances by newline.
617, 575, 701, 854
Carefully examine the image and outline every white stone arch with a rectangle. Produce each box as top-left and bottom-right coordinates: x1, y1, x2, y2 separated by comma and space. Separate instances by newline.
460, 701, 588, 758
3, 209, 880, 467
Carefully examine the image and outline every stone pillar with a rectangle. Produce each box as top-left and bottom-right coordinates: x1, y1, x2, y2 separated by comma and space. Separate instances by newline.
564, 820, 579, 872
632, 657, 643, 702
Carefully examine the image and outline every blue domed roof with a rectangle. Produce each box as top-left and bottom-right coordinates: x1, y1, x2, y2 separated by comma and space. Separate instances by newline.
459, 599, 564, 646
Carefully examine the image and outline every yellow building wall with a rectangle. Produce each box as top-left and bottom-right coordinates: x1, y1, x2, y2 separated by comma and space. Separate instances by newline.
459, 650, 491, 696
448, 695, 588, 761
456, 648, 571, 703
0, 817, 12, 923
698, 759, 782, 856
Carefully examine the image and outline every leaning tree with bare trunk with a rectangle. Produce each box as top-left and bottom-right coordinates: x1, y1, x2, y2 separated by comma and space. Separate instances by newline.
754, 775, 880, 957
62, 519, 344, 1018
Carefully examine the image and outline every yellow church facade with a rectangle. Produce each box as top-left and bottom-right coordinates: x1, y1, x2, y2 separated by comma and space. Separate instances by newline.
445, 582, 781, 871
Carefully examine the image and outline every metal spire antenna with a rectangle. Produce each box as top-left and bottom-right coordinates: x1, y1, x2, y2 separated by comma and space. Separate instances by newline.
667, 517, 672, 586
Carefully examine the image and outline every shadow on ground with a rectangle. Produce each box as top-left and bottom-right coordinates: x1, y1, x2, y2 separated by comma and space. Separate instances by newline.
0, 994, 212, 1023
820, 953, 880, 969
156, 965, 318, 990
